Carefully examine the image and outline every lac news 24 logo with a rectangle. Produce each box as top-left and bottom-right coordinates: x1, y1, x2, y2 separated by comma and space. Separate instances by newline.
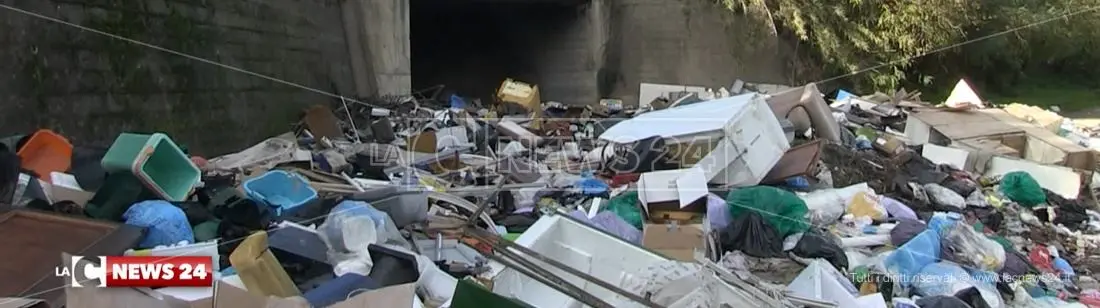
56, 255, 214, 288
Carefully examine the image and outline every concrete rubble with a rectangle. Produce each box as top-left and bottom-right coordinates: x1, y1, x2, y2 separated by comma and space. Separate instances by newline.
3, 77, 1100, 308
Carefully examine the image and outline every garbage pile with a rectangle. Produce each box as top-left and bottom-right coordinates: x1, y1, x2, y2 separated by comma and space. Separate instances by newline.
4, 77, 1100, 308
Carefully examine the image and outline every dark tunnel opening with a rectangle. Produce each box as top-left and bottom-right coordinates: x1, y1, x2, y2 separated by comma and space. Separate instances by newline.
410, 0, 584, 104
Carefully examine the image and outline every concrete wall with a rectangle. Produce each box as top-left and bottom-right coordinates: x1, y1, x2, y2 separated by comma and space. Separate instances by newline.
0, 0, 353, 155
0, 0, 798, 156
403, 0, 796, 107
347, 0, 411, 97
604, 0, 796, 106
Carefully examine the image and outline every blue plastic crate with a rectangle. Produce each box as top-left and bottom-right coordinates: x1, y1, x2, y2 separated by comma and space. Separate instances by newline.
242, 170, 318, 216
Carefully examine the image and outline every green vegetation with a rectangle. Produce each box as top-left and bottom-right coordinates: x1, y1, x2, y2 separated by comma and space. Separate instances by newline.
723, 0, 1100, 111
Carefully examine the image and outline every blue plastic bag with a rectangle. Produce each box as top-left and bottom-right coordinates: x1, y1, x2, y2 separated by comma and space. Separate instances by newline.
913, 262, 973, 296
449, 94, 466, 109
569, 210, 641, 244
1054, 257, 1076, 277
885, 229, 942, 288
576, 176, 609, 196
123, 200, 195, 248
706, 194, 733, 230
928, 212, 961, 234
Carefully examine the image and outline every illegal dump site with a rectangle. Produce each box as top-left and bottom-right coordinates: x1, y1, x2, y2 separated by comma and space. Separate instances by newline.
5, 78, 1100, 308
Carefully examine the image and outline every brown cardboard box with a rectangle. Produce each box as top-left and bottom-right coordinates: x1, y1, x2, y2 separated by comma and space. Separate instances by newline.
872, 135, 905, 156
637, 169, 707, 222
641, 223, 705, 261
408, 131, 438, 153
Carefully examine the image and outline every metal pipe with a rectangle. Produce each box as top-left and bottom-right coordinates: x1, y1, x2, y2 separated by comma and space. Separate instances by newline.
480, 249, 616, 308
467, 228, 663, 308
464, 176, 506, 226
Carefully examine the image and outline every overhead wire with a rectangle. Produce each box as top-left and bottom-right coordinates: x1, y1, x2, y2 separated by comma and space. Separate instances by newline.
812, 5, 1100, 85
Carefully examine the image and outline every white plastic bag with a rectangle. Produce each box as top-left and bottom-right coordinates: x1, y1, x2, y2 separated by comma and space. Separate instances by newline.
923, 183, 965, 209
941, 220, 1006, 272
966, 190, 990, 207
799, 183, 871, 225
847, 191, 888, 221
318, 201, 385, 276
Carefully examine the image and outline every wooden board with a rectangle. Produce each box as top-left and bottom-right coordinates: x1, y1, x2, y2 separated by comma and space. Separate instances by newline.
0, 210, 142, 306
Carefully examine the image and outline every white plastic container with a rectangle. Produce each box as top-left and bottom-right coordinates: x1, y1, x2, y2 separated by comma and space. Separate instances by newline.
125, 240, 221, 272
489, 215, 669, 308
598, 93, 790, 187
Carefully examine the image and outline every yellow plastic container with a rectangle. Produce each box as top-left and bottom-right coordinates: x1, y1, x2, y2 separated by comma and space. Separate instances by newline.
229, 232, 300, 297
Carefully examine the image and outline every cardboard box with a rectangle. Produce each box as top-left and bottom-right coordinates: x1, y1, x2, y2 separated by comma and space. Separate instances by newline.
637, 168, 707, 222
641, 223, 705, 261
872, 135, 905, 156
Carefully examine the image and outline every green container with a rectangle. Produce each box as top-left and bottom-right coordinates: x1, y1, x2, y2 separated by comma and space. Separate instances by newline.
101, 133, 200, 201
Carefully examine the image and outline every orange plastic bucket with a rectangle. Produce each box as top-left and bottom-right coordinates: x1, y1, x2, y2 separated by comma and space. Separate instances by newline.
17, 129, 73, 180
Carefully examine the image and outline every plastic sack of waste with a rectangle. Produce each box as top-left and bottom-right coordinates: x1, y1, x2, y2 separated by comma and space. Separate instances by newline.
791, 230, 849, 271
847, 191, 888, 221
568, 210, 641, 244
318, 200, 394, 276
954, 286, 996, 308
604, 191, 644, 230
123, 200, 196, 248
705, 194, 733, 230
966, 190, 991, 207
884, 229, 942, 288
999, 171, 1046, 208
912, 262, 978, 297
914, 262, 1004, 308
924, 183, 965, 209
719, 212, 785, 258
890, 219, 927, 246
881, 197, 918, 220
1053, 257, 1076, 278
798, 183, 871, 225
575, 171, 609, 196
928, 212, 962, 234
941, 220, 1006, 272
727, 186, 810, 236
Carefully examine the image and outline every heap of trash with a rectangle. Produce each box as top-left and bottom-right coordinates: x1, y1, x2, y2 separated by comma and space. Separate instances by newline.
4, 77, 1100, 308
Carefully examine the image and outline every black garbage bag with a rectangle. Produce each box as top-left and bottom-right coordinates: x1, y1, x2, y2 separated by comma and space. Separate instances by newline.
606, 135, 674, 174
1037, 189, 1090, 229
792, 230, 849, 271
998, 251, 1033, 279
718, 212, 784, 258
953, 286, 992, 308
172, 201, 214, 226
967, 206, 1004, 232
915, 295, 970, 308
902, 155, 950, 185
1034, 205, 1088, 229
890, 219, 927, 246
213, 197, 272, 230
941, 177, 978, 198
